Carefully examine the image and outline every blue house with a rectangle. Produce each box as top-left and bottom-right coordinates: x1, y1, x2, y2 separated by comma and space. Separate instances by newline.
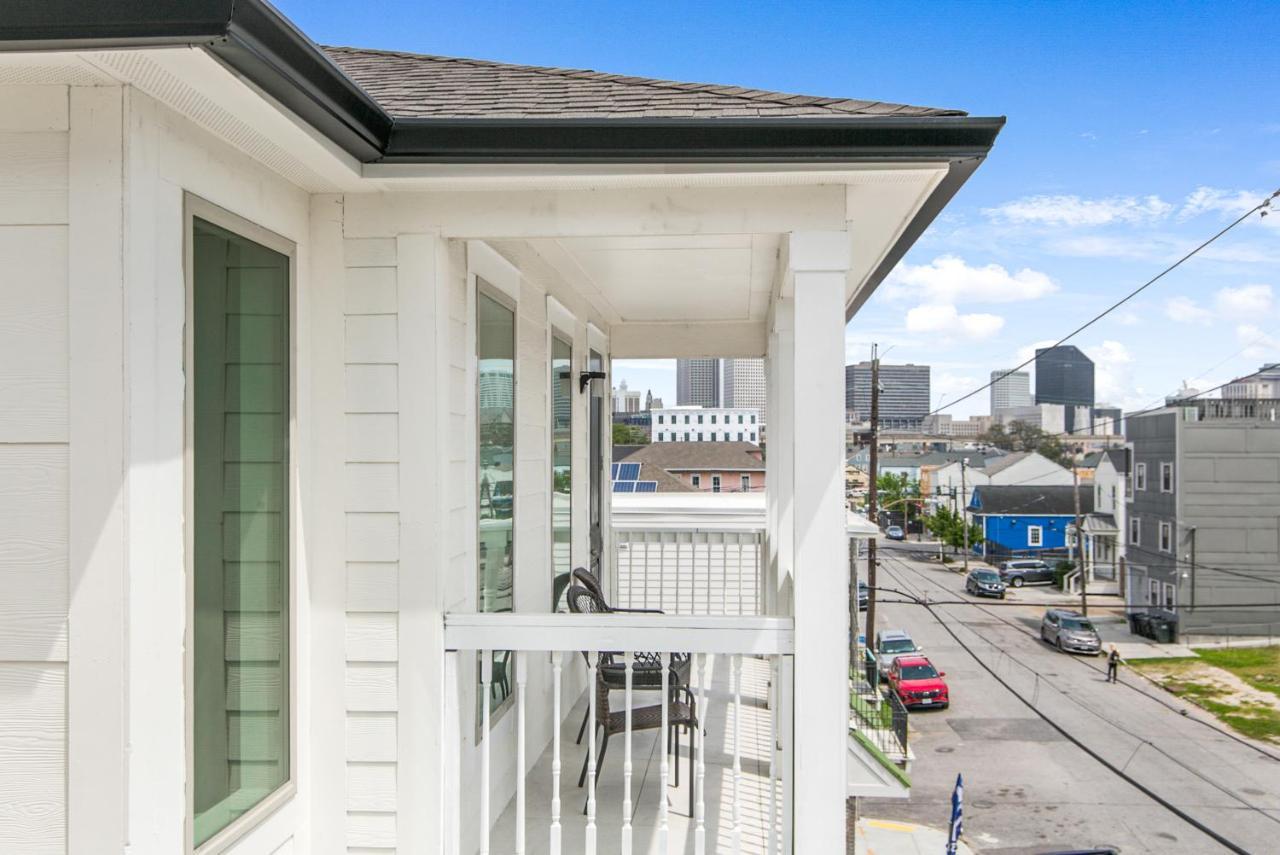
968, 485, 1094, 559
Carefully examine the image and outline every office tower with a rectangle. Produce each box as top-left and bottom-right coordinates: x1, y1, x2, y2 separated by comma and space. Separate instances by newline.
845, 362, 931, 430
676, 358, 721, 408
1035, 345, 1094, 433
722, 358, 767, 417
989, 368, 1032, 415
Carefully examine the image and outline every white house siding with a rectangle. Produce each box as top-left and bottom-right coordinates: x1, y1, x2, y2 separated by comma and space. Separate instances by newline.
0, 84, 69, 853
343, 237, 402, 852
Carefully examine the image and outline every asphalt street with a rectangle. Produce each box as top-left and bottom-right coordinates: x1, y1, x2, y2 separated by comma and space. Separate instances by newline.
859, 539, 1280, 855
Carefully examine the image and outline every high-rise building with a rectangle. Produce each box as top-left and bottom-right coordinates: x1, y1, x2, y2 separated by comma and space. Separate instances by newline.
845, 362, 930, 430
722, 358, 766, 415
612, 379, 642, 413
1035, 345, 1094, 432
989, 368, 1031, 415
1223, 363, 1280, 399
676, 358, 720, 408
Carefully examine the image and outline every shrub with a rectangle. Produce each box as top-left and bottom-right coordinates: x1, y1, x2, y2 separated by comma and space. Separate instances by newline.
1053, 559, 1075, 589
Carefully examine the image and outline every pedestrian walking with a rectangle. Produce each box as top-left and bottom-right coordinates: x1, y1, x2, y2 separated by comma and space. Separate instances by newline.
1107, 645, 1120, 683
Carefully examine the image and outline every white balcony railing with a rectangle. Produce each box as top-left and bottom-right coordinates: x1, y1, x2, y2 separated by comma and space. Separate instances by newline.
444, 612, 795, 855
609, 494, 767, 616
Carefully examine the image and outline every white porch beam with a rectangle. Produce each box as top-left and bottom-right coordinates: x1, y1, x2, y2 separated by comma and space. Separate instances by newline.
786, 230, 850, 852
342, 184, 848, 239
609, 321, 766, 358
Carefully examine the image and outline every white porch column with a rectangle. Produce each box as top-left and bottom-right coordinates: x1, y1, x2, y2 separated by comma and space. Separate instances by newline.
765, 300, 795, 615
786, 231, 850, 851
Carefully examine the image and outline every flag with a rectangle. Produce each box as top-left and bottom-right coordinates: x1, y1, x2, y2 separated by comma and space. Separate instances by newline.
946, 773, 964, 855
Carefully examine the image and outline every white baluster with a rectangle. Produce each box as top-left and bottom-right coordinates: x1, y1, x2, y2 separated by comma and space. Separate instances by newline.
767, 654, 778, 855
480, 651, 491, 855
586, 651, 598, 855
550, 652, 562, 855
731, 654, 743, 854
695, 653, 708, 855
515, 651, 527, 855
621, 652, 633, 855
659, 651, 670, 851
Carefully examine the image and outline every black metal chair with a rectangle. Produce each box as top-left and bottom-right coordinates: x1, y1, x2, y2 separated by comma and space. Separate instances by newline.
565, 584, 697, 816
568, 567, 692, 744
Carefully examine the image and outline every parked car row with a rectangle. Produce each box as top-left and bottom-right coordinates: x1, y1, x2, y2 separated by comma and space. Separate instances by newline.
874, 629, 950, 710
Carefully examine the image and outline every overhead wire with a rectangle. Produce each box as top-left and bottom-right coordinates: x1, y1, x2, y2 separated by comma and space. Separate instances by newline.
923, 188, 1279, 420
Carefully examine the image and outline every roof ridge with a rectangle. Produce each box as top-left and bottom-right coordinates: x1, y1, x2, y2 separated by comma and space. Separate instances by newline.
321, 44, 964, 117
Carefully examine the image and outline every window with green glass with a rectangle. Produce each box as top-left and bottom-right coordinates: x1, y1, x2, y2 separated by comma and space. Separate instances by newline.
477, 286, 515, 715
550, 334, 573, 609
191, 216, 291, 846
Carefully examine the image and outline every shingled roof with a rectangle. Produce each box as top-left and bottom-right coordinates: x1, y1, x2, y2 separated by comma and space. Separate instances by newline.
323, 46, 967, 120
970, 485, 1094, 517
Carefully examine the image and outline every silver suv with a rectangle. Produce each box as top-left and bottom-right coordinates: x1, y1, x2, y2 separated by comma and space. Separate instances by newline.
875, 629, 921, 678
999, 558, 1054, 587
1040, 609, 1102, 655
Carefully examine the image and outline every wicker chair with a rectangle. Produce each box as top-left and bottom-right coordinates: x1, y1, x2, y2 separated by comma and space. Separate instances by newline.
565, 584, 697, 816
568, 567, 692, 744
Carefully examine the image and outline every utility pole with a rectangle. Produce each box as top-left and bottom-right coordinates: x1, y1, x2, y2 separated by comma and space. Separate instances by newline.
960, 459, 969, 572
866, 347, 881, 644
1072, 455, 1087, 616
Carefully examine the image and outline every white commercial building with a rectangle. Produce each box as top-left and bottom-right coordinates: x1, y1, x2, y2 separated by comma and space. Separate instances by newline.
990, 368, 1032, 415
652, 406, 762, 443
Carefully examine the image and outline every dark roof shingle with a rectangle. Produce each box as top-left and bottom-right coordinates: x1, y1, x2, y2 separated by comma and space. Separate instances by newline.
971, 485, 1094, 517
626, 441, 766, 472
322, 46, 968, 120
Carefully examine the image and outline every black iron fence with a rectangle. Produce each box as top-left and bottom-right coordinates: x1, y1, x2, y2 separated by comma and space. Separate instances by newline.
850, 669, 909, 761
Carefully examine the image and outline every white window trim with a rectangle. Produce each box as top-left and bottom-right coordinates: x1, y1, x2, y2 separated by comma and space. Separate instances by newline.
691, 474, 701, 488
1135, 462, 1147, 491
712, 475, 722, 493
1027, 525, 1043, 547
184, 194, 299, 855
1163, 582, 1176, 610
1160, 461, 1173, 493
1129, 517, 1141, 545
1159, 521, 1173, 553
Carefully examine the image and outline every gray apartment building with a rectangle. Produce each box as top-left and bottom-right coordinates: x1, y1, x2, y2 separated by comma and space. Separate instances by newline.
1126, 397, 1280, 639
845, 361, 930, 430
675, 358, 720, 408
1035, 345, 1094, 433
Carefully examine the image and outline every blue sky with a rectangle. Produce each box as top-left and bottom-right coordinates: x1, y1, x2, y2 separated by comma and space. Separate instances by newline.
280, 0, 1280, 417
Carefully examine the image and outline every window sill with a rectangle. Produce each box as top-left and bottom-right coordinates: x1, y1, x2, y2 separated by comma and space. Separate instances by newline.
194, 783, 296, 855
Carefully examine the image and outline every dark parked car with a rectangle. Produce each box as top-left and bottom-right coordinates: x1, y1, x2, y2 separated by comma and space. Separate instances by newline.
965, 569, 1006, 599
999, 558, 1054, 587
1041, 609, 1102, 654
858, 580, 869, 611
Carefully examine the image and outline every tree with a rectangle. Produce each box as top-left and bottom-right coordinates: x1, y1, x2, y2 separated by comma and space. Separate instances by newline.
876, 472, 921, 528
926, 505, 984, 554
612, 422, 649, 445
979, 419, 1068, 466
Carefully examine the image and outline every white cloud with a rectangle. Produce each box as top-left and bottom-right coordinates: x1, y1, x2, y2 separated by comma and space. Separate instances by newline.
1164, 296, 1213, 324
982, 194, 1172, 227
1214, 284, 1274, 318
1085, 340, 1146, 411
1236, 324, 1280, 361
886, 255, 1057, 304
1179, 186, 1264, 220
904, 303, 1004, 341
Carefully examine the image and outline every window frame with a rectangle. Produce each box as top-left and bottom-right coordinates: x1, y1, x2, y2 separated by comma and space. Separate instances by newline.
1134, 462, 1147, 491
711, 474, 722, 493
183, 195, 298, 854
691, 474, 701, 489
1027, 524, 1043, 547
548, 323, 574, 612
1129, 516, 1141, 545
741, 474, 751, 492
1160, 461, 1173, 493
1159, 520, 1173, 553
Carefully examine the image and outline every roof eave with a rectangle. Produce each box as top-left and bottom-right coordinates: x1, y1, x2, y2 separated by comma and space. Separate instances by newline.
379, 115, 1005, 164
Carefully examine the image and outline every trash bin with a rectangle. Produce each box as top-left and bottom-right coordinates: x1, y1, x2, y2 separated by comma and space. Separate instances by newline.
1127, 612, 1142, 635
1152, 617, 1177, 644
1133, 612, 1153, 638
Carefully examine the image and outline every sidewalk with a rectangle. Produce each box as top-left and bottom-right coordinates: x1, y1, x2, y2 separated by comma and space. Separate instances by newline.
856, 818, 973, 855
1093, 613, 1197, 659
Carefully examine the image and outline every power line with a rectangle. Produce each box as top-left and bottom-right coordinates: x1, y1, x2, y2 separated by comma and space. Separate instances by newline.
929, 188, 1278, 419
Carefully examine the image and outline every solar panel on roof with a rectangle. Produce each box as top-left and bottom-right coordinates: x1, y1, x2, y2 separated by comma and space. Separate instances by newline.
612, 481, 636, 493
617, 462, 640, 481
610, 463, 620, 479
634, 481, 657, 493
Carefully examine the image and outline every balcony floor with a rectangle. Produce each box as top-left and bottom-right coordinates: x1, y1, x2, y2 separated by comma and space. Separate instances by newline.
489, 655, 779, 854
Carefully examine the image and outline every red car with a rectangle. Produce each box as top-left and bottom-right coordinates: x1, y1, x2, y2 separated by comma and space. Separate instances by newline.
887, 655, 949, 709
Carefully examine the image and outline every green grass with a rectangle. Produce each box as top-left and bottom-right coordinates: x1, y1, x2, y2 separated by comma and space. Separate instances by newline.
850, 690, 894, 730
1130, 648, 1280, 744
